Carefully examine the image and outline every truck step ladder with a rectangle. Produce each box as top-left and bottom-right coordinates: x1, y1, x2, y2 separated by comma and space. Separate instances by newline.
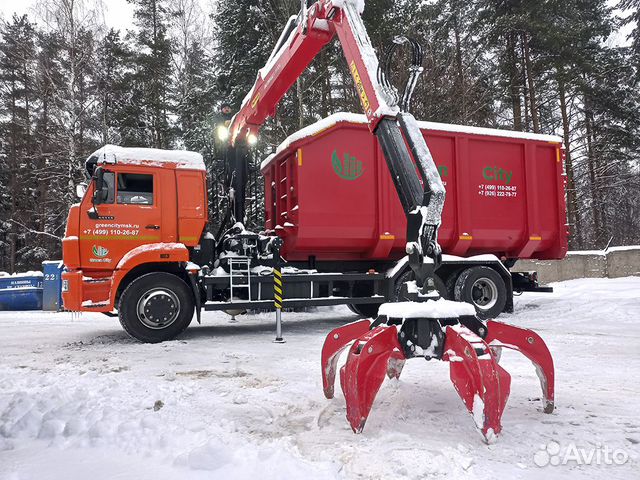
229, 257, 251, 302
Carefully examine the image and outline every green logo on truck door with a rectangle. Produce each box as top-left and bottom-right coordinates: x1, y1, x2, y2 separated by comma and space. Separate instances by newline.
92, 245, 109, 258
332, 150, 363, 181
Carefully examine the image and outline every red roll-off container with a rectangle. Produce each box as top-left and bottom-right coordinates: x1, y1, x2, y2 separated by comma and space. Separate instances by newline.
261, 113, 568, 263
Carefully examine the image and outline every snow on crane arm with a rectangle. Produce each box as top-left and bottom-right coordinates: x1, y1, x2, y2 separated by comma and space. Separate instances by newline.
332, 0, 366, 15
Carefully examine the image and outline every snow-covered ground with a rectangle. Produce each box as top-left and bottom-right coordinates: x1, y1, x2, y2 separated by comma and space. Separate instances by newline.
1, 277, 639, 480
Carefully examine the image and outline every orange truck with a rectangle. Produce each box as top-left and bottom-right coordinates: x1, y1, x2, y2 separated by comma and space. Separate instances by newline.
62, 146, 212, 342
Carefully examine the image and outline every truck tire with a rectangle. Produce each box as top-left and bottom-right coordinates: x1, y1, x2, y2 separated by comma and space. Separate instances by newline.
454, 266, 506, 320
348, 279, 382, 318
118, 272, 194, 343
393, 270, 448, 301
444, 272, 458, 299
347, 303, 380, 318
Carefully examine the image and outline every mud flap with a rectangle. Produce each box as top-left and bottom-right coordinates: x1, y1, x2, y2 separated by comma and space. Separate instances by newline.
339, 326, 404, 433
485, 320, 555, 413
443, 325, 511, 443
321, 319, 371, 399
187, 272, 201, 324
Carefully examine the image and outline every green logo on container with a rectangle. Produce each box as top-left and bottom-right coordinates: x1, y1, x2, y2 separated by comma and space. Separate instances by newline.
332, 150, 363, 181
483, 166, 513, 185
92, 245, 109, 258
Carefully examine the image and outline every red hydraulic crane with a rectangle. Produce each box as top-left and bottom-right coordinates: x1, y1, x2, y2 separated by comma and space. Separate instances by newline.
226, 0, 555, 442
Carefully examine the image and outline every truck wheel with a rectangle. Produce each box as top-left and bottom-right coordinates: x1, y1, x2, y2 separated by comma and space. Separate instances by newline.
118, 272, 194, 343
445, 272, 458, 299
348, 280, 381, 317
393, 270, 447, 301
454, 266, 506, 319
347, 303, 380, 318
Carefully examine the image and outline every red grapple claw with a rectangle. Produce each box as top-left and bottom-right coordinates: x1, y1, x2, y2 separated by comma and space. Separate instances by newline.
485, 320, 555, 413
321, 319, 371, 399
339, 326, 404, 433
443, 326, 511, 442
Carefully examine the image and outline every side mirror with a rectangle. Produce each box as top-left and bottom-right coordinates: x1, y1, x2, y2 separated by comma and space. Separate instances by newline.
75, 183, 87, 199
92, 167, 107, 205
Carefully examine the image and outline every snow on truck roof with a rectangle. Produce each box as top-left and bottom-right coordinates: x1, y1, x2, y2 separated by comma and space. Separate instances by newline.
261, 112, 563, 170
87, 145, 206, 171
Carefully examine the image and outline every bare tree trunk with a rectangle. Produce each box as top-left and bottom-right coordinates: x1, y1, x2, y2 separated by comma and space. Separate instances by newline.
507, 31, 522, 131
9, 76, 18, 273
453, 12, 467, 122
584, 99, 603, 248
39, 84, 50, 236
296, 77, 304, 129
590, 120, 609, 238
65, 0, 79, 202
587, 108, 608, 242
320, 49, 331, 118
523, 32, 540, 133
557, 75, 581, 249
521, 38, 530, 131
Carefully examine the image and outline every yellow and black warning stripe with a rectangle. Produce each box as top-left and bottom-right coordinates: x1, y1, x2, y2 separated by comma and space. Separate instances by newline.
274, 268, 283, 309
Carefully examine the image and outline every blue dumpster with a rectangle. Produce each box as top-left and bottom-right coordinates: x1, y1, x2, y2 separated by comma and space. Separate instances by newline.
43, 261, 64, 311
0, 272, 43, 311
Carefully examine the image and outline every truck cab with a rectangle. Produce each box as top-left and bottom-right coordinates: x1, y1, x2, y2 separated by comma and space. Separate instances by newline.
62, 146, 208, 334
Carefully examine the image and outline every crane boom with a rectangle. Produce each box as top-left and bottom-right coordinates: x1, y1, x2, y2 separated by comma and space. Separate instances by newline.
228, 0, 445, 290
229, 1, 396, 145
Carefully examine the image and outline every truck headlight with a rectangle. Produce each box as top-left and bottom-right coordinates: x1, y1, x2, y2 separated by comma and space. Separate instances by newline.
216, 124, 229, 141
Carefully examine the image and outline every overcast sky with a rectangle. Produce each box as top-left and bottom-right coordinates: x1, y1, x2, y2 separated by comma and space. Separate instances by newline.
0, 0, 633, 45
0, 0, 137, 31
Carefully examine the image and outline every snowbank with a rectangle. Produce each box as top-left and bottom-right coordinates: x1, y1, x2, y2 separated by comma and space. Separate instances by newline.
1, 277, 639, 479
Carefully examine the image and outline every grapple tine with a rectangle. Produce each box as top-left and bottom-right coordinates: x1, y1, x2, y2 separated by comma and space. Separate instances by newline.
485, 320, 555, 413
386, 352, 406, 380
339, 326, 403, 433
443, 325, 511, 443
321, 319, 371, 399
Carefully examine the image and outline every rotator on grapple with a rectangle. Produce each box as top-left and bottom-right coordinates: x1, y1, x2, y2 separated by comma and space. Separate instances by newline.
227, 0, 556, 442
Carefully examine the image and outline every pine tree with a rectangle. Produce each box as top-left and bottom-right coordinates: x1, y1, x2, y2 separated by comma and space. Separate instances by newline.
127, 0, 174, 148
95, 29, 133, 145
0, 15, 39, 272
176, 43, 213, 148
578, 47, 640, 246
212, 1, 294, 112
620, 0, 640, 80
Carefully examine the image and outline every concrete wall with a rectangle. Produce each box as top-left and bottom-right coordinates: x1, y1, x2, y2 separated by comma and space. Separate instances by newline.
513, 246, 640, 283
